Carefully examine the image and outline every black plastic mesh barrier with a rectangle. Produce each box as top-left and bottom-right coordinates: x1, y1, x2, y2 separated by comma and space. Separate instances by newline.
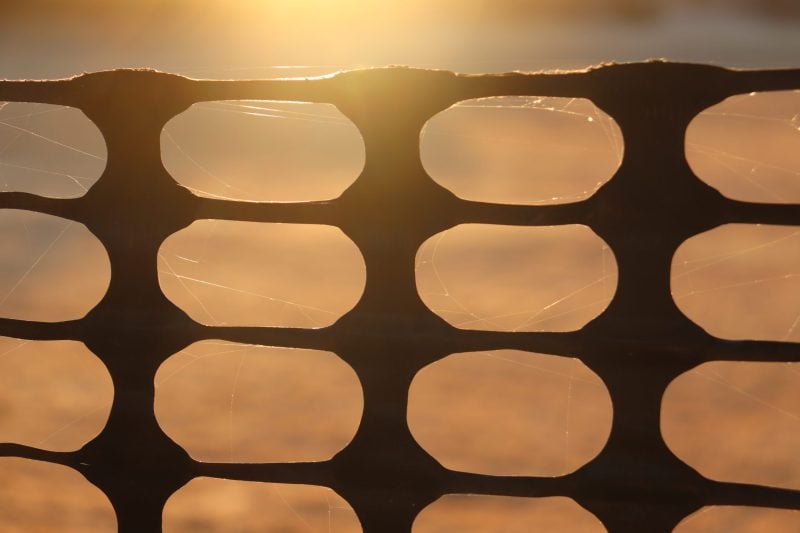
0, 62, 798, 533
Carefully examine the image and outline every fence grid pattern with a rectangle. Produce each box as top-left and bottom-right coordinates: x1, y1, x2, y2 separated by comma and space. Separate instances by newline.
0, 62, 799, 532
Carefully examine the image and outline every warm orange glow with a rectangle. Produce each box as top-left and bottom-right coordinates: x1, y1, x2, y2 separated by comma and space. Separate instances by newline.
0, 1, 798, 530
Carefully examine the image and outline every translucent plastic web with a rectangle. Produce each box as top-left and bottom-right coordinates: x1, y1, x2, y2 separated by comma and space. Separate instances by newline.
0, 63, 798, 533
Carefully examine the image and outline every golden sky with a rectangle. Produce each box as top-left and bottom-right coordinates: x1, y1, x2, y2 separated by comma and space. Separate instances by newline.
0, 0, 797, 79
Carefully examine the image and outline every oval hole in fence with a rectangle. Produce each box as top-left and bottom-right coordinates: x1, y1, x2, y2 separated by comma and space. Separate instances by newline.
673, 506, 800, 533
155, 340, 363, 463
158, 221, 366, 328
0, 209, 110, 322
0, 102, 106, 198
413, 495, 606, 533
662, 361, 800, 490
671, 224, 800, 341
0, 337, 113, 451
416, 224, 617, 332
685, 90, 800, 204
161, 100, 364, 202
0, 457, 116, 532
420, 96, 623, 205
163, 478, 361, 532
408, 350, 612, 476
